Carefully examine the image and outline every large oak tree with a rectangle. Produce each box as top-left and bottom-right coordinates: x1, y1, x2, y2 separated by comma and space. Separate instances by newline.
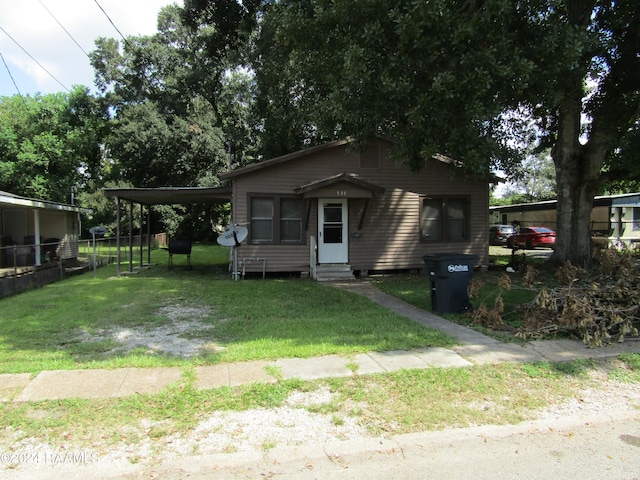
245, 0, 640, 266
90, 5, 258, 237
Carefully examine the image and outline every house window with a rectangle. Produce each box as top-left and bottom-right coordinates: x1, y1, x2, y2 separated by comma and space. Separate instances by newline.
633, 208, 640, 231
249, 195, 304, 244
250, 197, 274, 242
420, 197, 469, 242
280, 197, 303, 242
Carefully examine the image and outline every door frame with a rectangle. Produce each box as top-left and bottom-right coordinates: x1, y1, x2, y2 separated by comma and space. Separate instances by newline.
317, 198, 348, 264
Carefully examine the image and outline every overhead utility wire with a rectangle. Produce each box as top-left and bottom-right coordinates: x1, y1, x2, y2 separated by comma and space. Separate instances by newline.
0, 24, 70, 92
93, 0, 133, 51
93, 0, 154, 96
39, 0, 90, 57
0, 49, 27, 103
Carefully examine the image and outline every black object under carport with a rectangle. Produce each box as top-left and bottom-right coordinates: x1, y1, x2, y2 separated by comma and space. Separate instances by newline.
164, 240, 193, 270
423, 253, 479, 314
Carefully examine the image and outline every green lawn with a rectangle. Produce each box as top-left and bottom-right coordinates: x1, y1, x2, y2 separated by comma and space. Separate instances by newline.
2, 244, 639, 452
371, 247, 546, 340
0, 244, 455, 374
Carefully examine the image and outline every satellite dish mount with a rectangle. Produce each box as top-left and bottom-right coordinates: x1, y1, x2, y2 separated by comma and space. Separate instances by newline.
216, 225, 248, 280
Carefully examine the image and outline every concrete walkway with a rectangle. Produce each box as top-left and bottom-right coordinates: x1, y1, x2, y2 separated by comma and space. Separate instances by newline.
2, 281, 638, 403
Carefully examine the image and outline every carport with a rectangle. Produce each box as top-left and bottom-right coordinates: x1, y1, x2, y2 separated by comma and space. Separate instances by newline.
102, 187, 231, 277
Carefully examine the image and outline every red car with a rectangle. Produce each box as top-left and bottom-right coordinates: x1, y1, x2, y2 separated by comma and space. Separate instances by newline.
507, 227, 556, 249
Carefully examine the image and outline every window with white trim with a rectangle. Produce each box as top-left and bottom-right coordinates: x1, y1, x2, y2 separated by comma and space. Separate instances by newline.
249, 195, 304, 244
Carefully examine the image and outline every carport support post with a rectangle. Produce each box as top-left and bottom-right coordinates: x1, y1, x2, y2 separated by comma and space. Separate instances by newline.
33, 209, 41, 266
139, 203, 143, 268
147, 208, 151, 265
116, 196, 121, 277
128, 202, 133, 273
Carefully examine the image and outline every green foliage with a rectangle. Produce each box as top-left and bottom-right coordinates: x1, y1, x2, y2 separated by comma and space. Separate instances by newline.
252, 0, 540, 173
247, 0, 640, 265
0, 88, 108, 203
500, 150, 557, 203
219, 70, 260, 168
89, 4, 252, 237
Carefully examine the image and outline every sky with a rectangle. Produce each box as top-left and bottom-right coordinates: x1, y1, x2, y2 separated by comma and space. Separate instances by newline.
0, 0, 182, 98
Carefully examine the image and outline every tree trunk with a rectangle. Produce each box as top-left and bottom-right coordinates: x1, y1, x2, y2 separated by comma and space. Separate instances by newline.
553, 164, 599, 267
552, 101, 607, 268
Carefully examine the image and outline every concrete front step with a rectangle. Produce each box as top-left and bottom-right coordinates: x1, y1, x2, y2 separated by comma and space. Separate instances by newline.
315, 264, 354, 281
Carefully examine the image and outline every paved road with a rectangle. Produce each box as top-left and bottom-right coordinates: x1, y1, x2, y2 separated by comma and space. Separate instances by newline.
4, 411, 639, 479
135, 413, 640, 480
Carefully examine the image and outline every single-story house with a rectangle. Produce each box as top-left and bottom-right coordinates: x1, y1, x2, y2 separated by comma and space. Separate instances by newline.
0, 190, 90, 268
219, 138, 492, 279
489, 192, 640, 248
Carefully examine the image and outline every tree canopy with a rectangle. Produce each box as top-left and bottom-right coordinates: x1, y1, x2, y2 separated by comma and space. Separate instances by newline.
1, 0, 638, 256
243, 0, 640, 265
87, 4, 254, 236
0, 87, 108, 203
495, 150, 557, 204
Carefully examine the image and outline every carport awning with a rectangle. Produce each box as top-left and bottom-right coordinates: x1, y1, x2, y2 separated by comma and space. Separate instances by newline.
103, 186, 232, 278
295, 172, 385, 198
102, 186, 231, 205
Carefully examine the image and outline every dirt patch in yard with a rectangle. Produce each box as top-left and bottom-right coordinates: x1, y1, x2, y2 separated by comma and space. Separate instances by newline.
75, 304, 225, 358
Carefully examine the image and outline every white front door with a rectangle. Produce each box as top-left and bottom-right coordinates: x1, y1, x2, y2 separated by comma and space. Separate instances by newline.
318, 199, 348, 264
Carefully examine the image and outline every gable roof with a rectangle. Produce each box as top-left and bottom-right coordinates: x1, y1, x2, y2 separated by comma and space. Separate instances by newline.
295, 172, 385, 198
219, 138, 483, 182
220, 140, 350, 180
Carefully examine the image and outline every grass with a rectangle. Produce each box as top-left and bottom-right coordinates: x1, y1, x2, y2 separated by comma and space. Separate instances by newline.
0, 244, 454, 374
1, 356, 636, 452
609, 353, 640, 383
1, 245, 638, 456
371, 246, 554, 340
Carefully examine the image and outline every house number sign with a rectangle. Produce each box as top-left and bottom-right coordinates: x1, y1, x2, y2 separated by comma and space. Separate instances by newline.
336, 191, 347, 196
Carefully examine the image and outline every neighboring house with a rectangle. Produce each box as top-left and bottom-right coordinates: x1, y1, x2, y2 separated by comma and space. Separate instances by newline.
219, 138, 491, 279
489, 192, 640, 248
0, 190, 90, 268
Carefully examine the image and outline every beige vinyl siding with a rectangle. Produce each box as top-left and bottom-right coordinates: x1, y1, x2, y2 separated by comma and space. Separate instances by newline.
231, 140, 489, 273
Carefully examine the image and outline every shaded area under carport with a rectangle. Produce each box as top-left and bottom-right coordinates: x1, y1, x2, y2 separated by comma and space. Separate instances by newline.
102, 187, 231, 277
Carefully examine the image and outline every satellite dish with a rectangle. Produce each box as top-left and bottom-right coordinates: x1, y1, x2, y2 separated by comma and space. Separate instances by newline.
217, 226, 248, 247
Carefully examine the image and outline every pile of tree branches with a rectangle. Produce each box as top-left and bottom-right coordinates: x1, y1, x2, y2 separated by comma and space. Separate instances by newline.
471, 248, 640, 347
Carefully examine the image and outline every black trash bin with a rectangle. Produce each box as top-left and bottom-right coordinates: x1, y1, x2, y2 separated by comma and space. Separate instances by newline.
423, 253, 479, 314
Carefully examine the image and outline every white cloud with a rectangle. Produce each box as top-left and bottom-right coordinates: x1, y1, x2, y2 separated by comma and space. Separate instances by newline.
0, 0, 182, 96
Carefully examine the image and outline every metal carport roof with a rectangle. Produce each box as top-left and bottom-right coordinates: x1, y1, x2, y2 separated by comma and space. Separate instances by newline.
102, 186, 231, 277
102, 186, 231, 205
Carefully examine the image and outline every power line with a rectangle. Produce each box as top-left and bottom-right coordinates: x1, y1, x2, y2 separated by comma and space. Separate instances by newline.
39, 0, 90, 58
93, 0, 133, 51
93, 0, 155, 98
0, 49, 27, 103
0, 24, 70, 92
